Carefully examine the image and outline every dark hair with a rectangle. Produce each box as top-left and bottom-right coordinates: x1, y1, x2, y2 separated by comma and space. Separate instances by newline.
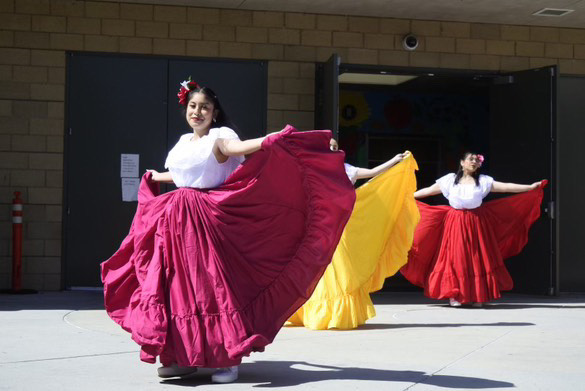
181, 86, 237, 131
454, 151, 481, 186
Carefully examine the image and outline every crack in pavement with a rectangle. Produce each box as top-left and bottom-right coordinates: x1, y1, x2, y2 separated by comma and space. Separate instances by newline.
400, 329, 514, 391
0, 350, 139, 365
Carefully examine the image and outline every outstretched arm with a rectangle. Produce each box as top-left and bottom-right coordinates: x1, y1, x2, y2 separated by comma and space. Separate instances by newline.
354, 152, 410, 180
414, 183, 442, 199
491, 180, 543, 193
216, 136, 266, 157
215, 128, 287, 159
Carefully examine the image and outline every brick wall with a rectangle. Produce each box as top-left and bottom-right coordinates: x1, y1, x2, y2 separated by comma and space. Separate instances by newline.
1, 0, 585, 290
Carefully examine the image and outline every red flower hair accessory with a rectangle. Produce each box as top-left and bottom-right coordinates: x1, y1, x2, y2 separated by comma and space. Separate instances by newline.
477, 154, 485, 166
177, 77, 199, 106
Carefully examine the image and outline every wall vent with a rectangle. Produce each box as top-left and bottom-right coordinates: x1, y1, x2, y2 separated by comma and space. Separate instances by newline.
533, 8, 574, 17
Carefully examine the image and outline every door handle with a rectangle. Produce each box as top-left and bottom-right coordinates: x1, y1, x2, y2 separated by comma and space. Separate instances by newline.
544, 201, 555, 219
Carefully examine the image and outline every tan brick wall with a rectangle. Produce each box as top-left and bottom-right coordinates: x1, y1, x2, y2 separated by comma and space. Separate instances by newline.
1, 0, 585, 290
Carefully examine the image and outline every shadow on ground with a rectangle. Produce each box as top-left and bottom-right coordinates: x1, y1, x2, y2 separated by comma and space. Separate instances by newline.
479, 304, 585, 310
372, 291, 585, 307
162, 360, 514, 389
424, 303, 585, 310
356, 321, 534, 330
3, 290, 584, 312
0, 290, 104, 311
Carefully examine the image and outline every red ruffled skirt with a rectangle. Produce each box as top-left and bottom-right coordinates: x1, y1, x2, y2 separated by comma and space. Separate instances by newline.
401, 182, 546, 303
101, 126, 356, 367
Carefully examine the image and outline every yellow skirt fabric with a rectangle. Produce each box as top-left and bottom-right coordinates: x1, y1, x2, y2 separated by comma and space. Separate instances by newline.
288, 154, 420, 330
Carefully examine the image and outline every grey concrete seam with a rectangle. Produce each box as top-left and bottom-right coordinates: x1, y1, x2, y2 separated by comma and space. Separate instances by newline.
0, 351, 139, 365
400, 329, 515, 390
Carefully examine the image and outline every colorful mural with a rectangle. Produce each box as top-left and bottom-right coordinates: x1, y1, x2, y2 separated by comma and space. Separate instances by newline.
339, 88, 490, 173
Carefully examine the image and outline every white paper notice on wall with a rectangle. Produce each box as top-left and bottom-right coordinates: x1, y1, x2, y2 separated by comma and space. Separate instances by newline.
121, 154, 139, 178
121, 178, 140, 202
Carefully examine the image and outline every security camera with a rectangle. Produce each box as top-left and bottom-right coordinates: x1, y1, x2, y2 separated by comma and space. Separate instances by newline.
402, 34, 419, 51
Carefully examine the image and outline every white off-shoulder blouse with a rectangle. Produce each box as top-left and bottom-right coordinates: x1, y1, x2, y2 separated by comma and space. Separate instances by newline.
164, 127, 244, 189
436, 173, 494, 209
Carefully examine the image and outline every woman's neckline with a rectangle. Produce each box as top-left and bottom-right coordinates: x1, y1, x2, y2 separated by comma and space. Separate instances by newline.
188, 126, 220, 142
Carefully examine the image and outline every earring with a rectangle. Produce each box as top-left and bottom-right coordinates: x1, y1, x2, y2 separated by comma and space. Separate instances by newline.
213, 118, 217, 123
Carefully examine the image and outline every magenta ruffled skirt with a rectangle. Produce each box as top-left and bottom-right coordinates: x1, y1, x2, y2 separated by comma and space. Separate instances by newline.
101, 126, 356, 367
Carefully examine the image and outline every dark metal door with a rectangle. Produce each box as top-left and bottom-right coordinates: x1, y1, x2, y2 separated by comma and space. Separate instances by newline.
558, 76, 585, 292
65, 54, 267, 288
65, 53, 168, 287
489, 66, 557, 295
315, 54, 340, 138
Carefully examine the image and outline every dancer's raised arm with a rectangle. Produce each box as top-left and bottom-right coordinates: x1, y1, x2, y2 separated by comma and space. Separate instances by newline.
329, 139, 409, 181
216, 137, 265, 157
414, 183, 442, 199
354, 152, 409, 180
491, 180, 543, 193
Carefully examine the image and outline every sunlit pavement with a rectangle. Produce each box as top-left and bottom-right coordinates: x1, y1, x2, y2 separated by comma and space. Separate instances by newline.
1, 291, 584, 390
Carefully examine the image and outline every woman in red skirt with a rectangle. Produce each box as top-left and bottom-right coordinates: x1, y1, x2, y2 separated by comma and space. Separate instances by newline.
401, 152, 546, 307
101, 78, 355, 382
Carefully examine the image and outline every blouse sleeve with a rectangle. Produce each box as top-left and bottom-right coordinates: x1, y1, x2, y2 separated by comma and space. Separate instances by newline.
344, 163, 359, 185
479, 175, 494, 198
217, 126, 240, 141
436, 173, 455, 198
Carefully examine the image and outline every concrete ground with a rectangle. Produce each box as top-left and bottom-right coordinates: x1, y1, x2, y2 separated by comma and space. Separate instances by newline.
1, 290, 584, 390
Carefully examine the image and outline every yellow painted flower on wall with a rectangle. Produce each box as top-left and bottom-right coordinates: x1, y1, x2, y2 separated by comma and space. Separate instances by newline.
339, 91, 371, 128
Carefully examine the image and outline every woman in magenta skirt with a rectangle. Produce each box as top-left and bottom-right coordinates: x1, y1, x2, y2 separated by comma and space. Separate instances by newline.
401, 152, 546, 307
101, 78, 355, 382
